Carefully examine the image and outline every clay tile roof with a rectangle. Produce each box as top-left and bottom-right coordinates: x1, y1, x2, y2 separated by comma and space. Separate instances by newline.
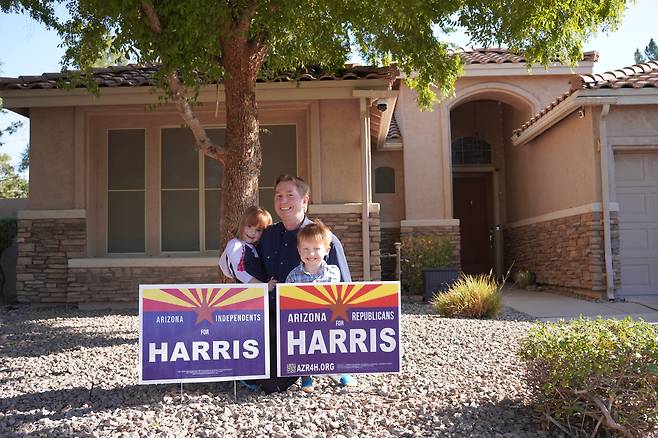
513, 60, 658, 138
575, 60, 658, 89
386, 113, 401, 140
455, 47, 599, 65
0, 63, 398, 90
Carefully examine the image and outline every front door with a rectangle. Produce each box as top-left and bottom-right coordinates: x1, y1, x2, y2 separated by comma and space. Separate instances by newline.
453, 172, 494, 274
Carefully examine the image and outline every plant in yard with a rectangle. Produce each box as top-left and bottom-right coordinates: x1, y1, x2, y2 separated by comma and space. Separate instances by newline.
518, 317, 658, 438
513, 268, 535, 289
401, 235, 452, 295
431, 272, 503, 318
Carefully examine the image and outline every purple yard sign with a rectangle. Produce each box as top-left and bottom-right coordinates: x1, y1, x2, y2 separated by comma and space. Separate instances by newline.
277, 281, 401, 377
139, 284, 269, 384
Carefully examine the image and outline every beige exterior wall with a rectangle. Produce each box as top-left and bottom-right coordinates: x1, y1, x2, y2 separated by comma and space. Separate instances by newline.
396, 73, 575, 223
606, 104, 658, 141
504, 108, 599, 223
319, 99, 362, 203
28, 107, 76, 209
397, 86, 445, 220
372, 150, 405, 224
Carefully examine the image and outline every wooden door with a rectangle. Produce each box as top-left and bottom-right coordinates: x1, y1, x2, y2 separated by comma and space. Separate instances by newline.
453, 172, 494, 274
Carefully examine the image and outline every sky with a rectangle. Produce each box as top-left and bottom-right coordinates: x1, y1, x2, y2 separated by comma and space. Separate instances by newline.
1, 0, 656, 169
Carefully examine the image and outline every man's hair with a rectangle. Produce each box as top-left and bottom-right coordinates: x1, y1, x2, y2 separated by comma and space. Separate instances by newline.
297, 219, 332, 248
275, 174, 310, 198
235, 206, 272, 241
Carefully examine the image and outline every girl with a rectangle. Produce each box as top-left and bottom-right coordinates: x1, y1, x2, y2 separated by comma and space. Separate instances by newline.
219, 206, 272, 283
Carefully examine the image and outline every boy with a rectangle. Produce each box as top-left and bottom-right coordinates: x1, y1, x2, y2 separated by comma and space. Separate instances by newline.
285, 219, 354, 393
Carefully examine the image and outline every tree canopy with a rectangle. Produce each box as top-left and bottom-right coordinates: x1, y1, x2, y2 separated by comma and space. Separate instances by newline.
0, 0, 632, 249
634, 37, 657, 63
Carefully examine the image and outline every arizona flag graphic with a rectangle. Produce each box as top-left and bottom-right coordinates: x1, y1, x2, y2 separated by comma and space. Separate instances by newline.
277, 282, 401, 377
139, 284, 269, 384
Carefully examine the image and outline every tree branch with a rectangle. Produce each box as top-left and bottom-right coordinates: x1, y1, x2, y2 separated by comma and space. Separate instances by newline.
166, 73, 227, 165
139, 0, 226, 163
589, 395, 633, 438
140, 0, 162, 34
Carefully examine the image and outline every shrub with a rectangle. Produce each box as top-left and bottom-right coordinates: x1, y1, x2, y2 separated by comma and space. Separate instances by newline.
400, 235, 452, 295
431, 273, 503, 318
513, 268, 535, 289
518, 317, 658, 437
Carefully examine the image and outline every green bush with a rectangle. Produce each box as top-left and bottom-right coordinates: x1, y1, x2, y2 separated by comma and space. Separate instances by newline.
401, 235, 452, 294
431, 273, 502, 318
518, 317, 658, 437
513, 268, 535, 289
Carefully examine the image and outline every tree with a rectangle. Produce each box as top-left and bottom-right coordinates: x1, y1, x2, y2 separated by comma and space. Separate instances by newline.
0, 60, 24, 148
1, 0, 629, 251
634, 37, 657, 63
0, 153, 28, 198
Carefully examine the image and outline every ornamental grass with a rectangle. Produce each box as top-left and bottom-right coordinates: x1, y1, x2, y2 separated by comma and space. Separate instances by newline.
431, 273, 503, 319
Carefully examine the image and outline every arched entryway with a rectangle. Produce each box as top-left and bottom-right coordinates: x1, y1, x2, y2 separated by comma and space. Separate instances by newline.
448, 90, 534, 275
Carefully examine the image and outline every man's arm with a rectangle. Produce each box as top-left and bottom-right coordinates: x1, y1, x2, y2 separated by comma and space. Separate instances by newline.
327, 234, 352, 282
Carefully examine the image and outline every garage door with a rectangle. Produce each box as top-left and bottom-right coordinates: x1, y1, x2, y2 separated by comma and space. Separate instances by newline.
615, 151, 658, 296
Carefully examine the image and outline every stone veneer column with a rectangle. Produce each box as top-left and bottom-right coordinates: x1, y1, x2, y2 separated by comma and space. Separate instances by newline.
399, 221, 462, 268
309, 210, 381, 281
15, 215, 86, 304
504, 211, 620, 299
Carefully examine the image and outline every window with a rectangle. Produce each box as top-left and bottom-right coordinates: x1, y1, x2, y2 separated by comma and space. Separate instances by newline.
374, 166, 396, 194
107, 129, 145, 253
160, 125, 296, 252
451, 136, 492, 166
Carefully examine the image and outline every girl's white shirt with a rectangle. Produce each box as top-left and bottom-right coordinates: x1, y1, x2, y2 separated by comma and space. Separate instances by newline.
219, 237, 259, 284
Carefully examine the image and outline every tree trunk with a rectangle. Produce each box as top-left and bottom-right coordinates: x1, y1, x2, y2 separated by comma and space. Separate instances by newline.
219, 31, 267, 253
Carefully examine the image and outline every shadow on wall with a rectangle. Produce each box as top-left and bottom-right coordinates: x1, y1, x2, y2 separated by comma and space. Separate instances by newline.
0, 198, 28, 304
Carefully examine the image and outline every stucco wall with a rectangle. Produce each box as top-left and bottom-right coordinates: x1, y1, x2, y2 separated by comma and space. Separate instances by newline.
504, 108, 599, 223
319, 99, 362, 203
28, 107, 76, 209
372, 150, 405, 224
606, 104, 658, 140
397, 86, 445, 220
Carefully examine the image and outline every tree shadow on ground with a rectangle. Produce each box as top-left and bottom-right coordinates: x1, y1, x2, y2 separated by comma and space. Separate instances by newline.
0, 308, 137, 358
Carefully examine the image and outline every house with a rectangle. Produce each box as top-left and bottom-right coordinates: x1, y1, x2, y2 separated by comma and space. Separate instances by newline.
2, 49, 656, 304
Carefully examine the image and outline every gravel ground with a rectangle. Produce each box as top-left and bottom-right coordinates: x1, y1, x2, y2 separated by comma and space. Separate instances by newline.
0, 303, 545, 437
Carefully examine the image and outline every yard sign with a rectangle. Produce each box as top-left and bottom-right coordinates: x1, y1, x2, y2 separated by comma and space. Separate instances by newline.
139, 284, 269, 384
277, 281, 401, 377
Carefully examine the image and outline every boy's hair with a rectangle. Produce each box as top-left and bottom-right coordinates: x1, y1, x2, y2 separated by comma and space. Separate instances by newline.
275, 174, 310, 198
297, 219, 332, 248
235, 206, 272, 241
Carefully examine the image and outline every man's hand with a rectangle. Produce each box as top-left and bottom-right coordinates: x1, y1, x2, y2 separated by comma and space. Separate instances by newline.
268, 278, 278, 292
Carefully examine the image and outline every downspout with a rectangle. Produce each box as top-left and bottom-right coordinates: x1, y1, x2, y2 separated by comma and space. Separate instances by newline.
599, 104, 615, 300
359, 97, 371, 280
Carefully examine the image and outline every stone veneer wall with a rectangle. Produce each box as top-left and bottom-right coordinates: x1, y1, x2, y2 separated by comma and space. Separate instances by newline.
68, 267, 220, 303
311, 211, 381, 281
504, 211, 620, 297
15, 218, 86, 303
16, 210, 381, 304
400, 224, 461, 268
380, 227, 401, 280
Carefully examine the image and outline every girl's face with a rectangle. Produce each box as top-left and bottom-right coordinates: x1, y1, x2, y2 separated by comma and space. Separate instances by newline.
242, 223, 264, 244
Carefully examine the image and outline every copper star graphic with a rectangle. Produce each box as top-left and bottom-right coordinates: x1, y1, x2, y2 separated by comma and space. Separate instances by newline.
194, 300, 215, 325
328, 295, 350, 322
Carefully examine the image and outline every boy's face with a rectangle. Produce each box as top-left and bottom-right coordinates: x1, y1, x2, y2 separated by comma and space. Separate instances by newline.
298, 237, 330, 271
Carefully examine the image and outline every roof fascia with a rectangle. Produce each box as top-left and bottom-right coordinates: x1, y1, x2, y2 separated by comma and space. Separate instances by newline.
463, 62, 594, 77
0, 79, 393, 109
579, 87, 658, 104
512, 93, 617, 146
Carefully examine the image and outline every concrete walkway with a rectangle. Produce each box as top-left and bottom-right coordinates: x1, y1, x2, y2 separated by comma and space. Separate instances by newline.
502, 286, 658, 323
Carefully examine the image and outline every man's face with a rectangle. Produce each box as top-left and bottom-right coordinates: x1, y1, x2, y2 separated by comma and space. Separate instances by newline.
274, 180, 308, 224
298, 237, 330, 271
